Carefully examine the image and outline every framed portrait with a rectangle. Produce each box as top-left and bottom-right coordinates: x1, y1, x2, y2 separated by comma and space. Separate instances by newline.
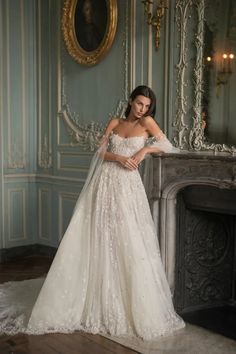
62, 0, 118, 66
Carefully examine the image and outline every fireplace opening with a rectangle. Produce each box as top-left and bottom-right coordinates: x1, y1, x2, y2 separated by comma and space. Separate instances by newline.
174, 185, 236, 340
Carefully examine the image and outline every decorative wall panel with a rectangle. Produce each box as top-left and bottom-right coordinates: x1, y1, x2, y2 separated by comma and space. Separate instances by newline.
57, 151, 92, 173
0, 0, 37, 250
2, 0, 37, 172
38, 188, 52, 242
37, 0, 52, 169
7, 188, 27, 242
58, 192, 78, 240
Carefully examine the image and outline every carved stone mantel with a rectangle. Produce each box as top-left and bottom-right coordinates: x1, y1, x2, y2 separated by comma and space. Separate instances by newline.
147, 152, 236, 292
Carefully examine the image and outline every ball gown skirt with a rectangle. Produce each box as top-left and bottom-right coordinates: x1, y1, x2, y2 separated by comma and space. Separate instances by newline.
0, 133, 185, 340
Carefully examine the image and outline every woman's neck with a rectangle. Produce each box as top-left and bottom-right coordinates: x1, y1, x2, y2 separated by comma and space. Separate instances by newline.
125, 114, 139, 123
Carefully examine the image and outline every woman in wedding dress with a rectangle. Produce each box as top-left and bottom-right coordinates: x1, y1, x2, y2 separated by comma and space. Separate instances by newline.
0, 85, 184, 340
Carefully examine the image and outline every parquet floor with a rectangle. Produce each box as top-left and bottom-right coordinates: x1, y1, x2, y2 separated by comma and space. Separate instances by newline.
0, 256, 139, 354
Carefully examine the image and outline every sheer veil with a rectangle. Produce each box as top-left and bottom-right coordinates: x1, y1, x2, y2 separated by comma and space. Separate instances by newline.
72, 135, 108, 215
0, 136, 109, 336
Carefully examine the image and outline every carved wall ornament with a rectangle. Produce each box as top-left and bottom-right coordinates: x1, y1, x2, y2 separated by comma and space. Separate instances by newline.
61, 0, 118, 66
59, 105, 105, 151
188, 0, 205, 150
59, 98, 131, 151
172, 0, 192, 149
38, 135, 52, 169
7, 140, 26, 169
174, 0, 236, 154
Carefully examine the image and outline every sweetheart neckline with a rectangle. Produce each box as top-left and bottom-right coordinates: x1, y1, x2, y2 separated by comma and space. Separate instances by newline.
111, 133, 147, 140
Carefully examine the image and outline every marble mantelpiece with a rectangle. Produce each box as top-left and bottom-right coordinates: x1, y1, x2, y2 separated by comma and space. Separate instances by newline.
146, 152, 236, 292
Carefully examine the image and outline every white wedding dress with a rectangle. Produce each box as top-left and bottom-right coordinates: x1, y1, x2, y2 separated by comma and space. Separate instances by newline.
0, 132, 184, 340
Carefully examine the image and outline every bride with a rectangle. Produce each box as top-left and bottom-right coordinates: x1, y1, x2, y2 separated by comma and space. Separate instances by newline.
0, 85, 184, 340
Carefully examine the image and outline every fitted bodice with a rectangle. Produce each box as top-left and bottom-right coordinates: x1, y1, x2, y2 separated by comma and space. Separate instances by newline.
108, 133, 146, 157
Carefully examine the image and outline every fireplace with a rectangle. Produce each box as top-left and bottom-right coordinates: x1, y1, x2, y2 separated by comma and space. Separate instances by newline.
148, 153, 236, 338
174, 185, 236, 313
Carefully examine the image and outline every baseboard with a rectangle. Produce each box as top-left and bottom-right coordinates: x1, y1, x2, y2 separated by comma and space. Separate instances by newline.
0, 244, 57, 263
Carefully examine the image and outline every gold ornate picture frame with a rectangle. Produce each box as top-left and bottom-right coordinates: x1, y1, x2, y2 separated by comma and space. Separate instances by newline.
62, 0, 118, 66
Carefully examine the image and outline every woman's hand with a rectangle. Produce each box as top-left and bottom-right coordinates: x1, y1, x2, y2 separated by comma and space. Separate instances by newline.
118, 156, 139, 170
131, 148, 147, 165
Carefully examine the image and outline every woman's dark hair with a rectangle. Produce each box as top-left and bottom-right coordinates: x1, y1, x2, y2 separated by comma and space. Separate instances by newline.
124, 85, 156, 118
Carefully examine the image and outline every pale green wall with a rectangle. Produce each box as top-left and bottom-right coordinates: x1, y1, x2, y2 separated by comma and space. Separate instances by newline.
0, 0, 178, 250
1, 0, 37, 250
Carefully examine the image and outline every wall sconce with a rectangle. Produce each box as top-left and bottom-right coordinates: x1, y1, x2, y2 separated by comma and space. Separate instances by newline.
216, 53, 234, 87
142, 0, 169, 50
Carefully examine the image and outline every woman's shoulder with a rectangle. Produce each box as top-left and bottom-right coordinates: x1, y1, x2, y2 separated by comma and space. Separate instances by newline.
140, 116, 158, 127
104, 117, 121, 135
107, 117, 128, 127
106, 117, 121, 128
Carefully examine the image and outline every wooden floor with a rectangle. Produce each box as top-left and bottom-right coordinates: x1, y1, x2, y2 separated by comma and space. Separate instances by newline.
0, 256, 139, 354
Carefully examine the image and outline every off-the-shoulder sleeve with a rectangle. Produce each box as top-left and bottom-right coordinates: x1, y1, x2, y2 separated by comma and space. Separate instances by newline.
145, 130, 179, 153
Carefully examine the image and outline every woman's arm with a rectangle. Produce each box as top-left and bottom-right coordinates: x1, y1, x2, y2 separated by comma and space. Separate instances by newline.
104, 151, 138, 170
143, 116, 166, 142
131, 116, 172, 164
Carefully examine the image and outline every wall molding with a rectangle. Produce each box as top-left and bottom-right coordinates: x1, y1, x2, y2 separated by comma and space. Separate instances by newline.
5, 2, 26, 169
57, 150, 92, 172
4, 174, 86, 186
20, 0, 27, 168
58, 191, 78, 240
130, 0, 136, 91
37, 0, 52, 169
38, 187, 52, 241
147, 0, 153, 87
7, 188, 27, 242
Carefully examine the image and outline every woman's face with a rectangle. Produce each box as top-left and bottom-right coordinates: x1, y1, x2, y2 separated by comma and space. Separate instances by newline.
129, 95, 151, 119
